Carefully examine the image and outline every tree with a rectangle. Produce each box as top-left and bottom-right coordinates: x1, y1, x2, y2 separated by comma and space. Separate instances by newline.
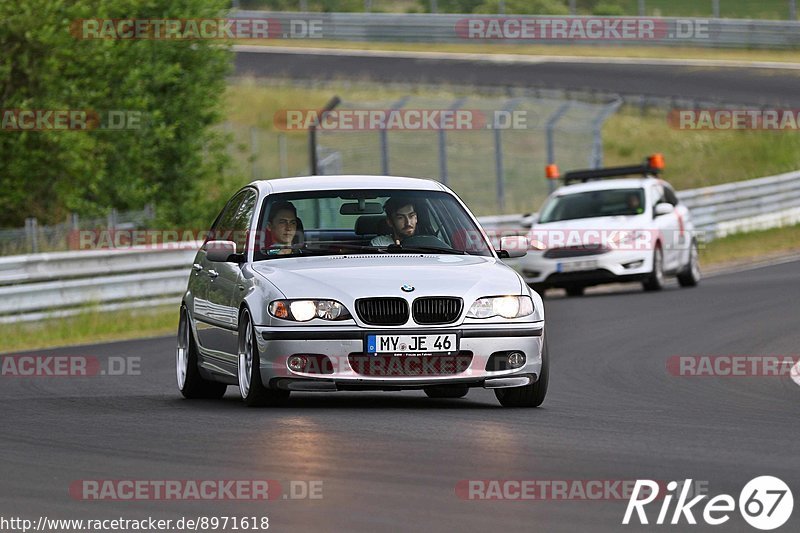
0, 0, 231, 227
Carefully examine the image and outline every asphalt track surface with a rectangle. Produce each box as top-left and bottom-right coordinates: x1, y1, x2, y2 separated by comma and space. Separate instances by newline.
3, 259, 799, 532
233, 49, 800, 106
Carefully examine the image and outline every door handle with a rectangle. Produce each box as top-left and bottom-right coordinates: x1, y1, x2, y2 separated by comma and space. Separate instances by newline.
208, 269, 219, 279
192, 263, 203, 272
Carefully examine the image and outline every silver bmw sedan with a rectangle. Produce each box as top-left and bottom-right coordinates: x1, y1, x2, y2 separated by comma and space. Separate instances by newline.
176, 175, 547, 407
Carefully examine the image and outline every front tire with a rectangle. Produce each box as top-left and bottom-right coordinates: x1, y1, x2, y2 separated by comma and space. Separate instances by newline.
176, 307, 227, 399
642, 245, 665, 291
495, 335, 549, 408
424, 385, 469, 399
238, 308, 289, 407
677, 240, 701, 287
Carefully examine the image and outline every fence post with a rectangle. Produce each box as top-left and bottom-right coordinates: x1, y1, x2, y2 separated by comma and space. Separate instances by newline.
438, 97, 465, 186
278, 133, 289, 177
25, 217, 39, 254
494, 98, 523, 212
309, 96, 341, 175
712, 0, 720, 18
569, 0, 577, 15
382, 96, 410, 175
791, 0, 797, 20
590, 99, 622, 169
638, 0, 646, 16
545, 102, 572, 193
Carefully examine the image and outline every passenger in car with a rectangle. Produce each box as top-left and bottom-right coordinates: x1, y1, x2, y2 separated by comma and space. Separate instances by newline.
266, 201, 304, 255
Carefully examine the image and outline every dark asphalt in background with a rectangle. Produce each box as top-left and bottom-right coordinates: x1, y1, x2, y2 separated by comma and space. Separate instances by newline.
234, 50, 800, 106
2, 260, 798, 532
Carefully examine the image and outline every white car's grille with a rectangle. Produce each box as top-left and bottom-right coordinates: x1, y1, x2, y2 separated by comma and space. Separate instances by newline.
355, 297, 409, 326
412, 297, 463, 325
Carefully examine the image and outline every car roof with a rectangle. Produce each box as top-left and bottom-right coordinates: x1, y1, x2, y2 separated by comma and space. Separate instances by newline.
248, 175, 446, 195
554, 176, 660, 195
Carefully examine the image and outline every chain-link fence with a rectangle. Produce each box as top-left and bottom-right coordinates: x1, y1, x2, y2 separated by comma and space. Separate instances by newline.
0, 207, 155, 256
312, 94, 621, 216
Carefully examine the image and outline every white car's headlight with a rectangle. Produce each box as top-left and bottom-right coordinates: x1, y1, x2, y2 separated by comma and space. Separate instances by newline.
466, 296, 534, 319
269, 299, 352, 322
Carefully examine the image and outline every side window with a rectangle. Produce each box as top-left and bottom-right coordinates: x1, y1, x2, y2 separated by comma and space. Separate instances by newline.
209, 189, 258, 254
663, 185, 679, 206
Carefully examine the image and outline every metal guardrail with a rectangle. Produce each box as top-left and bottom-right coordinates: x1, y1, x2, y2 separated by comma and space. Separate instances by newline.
0, 244, 201, 323
234, 12, 800, 48
0, 171, 798, 323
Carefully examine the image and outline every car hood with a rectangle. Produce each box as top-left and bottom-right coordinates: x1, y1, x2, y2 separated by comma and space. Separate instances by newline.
529, 216, 648, 247
251, 254, 523, 302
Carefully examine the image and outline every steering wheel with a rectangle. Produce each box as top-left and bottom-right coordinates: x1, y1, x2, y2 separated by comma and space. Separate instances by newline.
402, 235, 451, 248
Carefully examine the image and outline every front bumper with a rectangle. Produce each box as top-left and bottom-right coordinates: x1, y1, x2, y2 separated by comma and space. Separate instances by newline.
505, 249, 653, 287
254, 322, 544, 390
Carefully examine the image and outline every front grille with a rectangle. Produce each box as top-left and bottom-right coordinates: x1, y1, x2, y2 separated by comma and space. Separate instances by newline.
348, 352, 473, 376
412, 297, 463, 325
543, 244, 609, 259
355, 297, 409, 326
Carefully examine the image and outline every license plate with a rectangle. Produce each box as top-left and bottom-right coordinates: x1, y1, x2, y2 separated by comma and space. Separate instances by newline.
366, 334, 457, 354
557, 260, 598, 273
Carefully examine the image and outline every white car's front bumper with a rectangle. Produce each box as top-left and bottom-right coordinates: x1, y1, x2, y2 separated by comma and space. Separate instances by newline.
506, 249, 654, 287
254, 322, 544, 390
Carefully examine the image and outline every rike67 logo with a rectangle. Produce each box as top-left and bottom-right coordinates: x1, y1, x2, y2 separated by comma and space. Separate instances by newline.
623, 476, 793, 530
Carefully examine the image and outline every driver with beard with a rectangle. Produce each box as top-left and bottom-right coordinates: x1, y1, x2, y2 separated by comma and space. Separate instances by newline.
370, 196, 420, 247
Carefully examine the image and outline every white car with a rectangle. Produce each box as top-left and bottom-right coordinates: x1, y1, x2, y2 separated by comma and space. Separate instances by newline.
505, 159, 701, 296
178, 175, 548, 407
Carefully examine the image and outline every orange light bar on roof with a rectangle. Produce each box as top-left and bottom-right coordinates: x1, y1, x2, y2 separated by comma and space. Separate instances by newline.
545, 164, 560, 179
648, 153, 665, 170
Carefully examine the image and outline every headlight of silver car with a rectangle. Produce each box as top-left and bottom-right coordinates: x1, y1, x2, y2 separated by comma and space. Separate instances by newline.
268, 299, 352, 322
466, 296, 534, 319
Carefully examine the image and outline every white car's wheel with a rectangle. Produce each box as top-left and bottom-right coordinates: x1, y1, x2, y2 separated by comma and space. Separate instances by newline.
495, 335, 549, 408
238, 309, 289, 407
642, 246, 665, 291
177, 307, 227, 399
677, 240, 701, 287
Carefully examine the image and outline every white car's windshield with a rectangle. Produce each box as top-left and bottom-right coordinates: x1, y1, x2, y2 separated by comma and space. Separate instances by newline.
538, 188, 645, 223
254, 189, 493, 260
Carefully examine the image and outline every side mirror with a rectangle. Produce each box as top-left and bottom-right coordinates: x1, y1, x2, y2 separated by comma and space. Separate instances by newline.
205, 240, 240, 263
498, 236, 529, 259
654, 203, 675, 217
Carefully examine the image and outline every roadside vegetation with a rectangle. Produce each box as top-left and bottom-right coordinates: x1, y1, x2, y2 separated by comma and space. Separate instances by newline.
222, 80, 800, 209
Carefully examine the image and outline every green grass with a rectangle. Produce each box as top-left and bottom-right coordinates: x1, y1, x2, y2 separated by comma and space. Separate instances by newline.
239, 39, 800, 63
615, 0, 792, 19
603, 106, 800, 190
699, 223, 800, 266
222, 80, 800, 215
0, 306, 179, 354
